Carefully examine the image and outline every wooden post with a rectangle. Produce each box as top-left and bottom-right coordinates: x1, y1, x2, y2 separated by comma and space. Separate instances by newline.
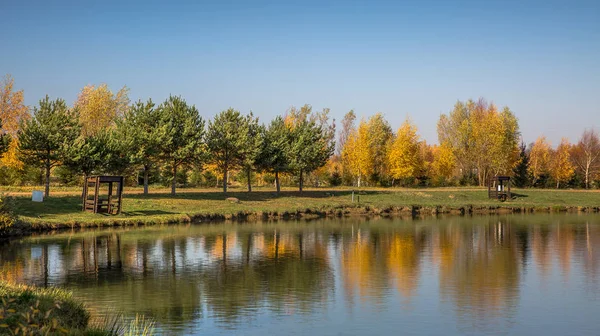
108, 182, 113, 214
93, 177, 100, 214
82, 179, 88, 211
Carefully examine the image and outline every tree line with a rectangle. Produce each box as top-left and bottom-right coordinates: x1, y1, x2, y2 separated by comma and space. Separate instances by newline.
1, 75, 599, 196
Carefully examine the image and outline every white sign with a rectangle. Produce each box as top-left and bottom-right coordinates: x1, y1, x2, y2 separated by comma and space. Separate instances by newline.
32, 190, 44, 202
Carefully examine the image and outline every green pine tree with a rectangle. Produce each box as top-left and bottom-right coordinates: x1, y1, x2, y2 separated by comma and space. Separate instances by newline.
18, 96, 80, 197
63, 129, 114, 182
288, 120, 335, 192
115, 99, 160, 194
512, 141, 530, 187
239, 113, 263, 192
156, 96, 205, 195
207, 108, 253, 193
256, 116, 291, 194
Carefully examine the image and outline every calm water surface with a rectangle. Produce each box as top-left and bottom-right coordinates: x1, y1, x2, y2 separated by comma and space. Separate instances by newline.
2, 214, 600, 335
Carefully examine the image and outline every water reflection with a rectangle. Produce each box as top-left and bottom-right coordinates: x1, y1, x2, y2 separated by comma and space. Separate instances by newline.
2, 215, 600, 335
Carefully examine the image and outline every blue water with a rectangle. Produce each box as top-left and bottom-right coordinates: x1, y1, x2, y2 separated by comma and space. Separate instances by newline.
2, 214, 600, 335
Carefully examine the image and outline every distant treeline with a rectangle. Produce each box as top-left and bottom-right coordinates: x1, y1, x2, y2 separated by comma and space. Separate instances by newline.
1, 75, 599, 196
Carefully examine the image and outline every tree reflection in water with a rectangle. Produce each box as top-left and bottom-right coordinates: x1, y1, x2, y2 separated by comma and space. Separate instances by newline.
1, 215, 600, 334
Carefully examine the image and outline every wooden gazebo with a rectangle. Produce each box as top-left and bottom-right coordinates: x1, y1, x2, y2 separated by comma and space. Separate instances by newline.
83, 176, 124, 214
488, 175, 511, 201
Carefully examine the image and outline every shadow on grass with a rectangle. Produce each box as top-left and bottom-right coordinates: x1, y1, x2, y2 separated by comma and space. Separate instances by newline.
124, 190, 359, 201
11, 189, 388, 217
122, 210, 176, 216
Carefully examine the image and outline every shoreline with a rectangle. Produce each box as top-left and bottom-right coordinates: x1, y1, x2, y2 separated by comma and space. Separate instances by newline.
10, 203, 600, 238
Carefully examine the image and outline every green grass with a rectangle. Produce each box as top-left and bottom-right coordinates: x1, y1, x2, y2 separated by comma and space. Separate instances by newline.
5, 187, 600, 232
0, 281, 89, 335
0, 281, 155, 336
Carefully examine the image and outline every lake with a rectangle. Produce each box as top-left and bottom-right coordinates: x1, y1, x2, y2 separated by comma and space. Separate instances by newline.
2, 213, 600, 335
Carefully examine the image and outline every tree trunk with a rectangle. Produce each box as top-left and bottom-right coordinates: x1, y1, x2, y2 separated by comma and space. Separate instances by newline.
275, 170, 281, 194
585, 164, 590, 189
143, 165, 149, 195
299, 169, 304, 192
557, 181, 560, 189
171, 163, 177, 195
45, 159, 51, 198
357, 175, 361, 188
246, 167, 252, 192
223, 166, 228, 193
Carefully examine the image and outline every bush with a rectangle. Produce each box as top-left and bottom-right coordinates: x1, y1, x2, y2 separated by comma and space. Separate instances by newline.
0, 281, 90, 334
54, 166, 80, 186
262, 173, 275, 185
328, 170, 342, 186
0, 195, 17, 236
0, 166, 43, 186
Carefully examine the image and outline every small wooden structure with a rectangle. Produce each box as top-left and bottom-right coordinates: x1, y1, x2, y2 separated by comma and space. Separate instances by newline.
488, 175, 511, 201
83, 176, 124, 214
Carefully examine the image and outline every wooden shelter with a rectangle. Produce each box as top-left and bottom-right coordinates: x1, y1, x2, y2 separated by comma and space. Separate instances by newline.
488, 175, 511, 201
83, 176, 124, 214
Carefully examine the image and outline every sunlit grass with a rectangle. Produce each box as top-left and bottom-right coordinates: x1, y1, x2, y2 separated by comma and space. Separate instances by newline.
4, 187, 600, 229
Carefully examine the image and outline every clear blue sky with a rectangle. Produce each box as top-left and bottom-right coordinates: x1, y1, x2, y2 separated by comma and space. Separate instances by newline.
1, 0, 598, 145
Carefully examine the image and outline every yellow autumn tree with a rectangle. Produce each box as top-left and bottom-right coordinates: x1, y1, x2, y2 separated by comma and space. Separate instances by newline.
388, 119, 420, 182
549, 138, 575, 188
528, 136, 551, 185
366, 113, 393, 184
75, 84, 130, 136
341, 119, 372, 187
438, 99, 519, 186
0, 75, 29, 168
283, 104, 312, 129
431, 142, 456, 182
417, 140, 434, 180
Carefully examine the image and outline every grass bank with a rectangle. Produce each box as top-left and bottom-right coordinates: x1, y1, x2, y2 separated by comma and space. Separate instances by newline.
0, 281, 155, 335
4, 187, 600, 235
0, 281, 89, 335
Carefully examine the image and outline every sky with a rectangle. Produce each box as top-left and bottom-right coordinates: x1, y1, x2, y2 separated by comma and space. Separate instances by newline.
1, 0, 599, 145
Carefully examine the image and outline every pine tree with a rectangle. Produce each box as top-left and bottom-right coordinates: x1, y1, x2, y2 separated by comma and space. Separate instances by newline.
155, 96, 206, 195
206, 108, 253, 193
256, 116, 291, 194
18, 96, 80, 197
512, 141, 530, 187
239, 113, 262, 192
62, 129, 114, 183
288, 119, 335, 192
115, 99, 160, 194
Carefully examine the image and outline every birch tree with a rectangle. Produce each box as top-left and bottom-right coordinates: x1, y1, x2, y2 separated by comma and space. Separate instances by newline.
388, 119, 420, 182
570, 129, 600, 189
528, 136, 551, 186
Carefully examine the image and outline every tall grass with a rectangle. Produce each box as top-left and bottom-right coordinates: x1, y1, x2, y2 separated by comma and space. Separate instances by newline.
88, 313, 155, 336
0, 281, 155, 336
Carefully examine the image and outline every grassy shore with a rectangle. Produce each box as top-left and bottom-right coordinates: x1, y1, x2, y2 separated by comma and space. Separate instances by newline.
2, 186, 599, 234
0, 281, 89, 335
0, 281, 155, 335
